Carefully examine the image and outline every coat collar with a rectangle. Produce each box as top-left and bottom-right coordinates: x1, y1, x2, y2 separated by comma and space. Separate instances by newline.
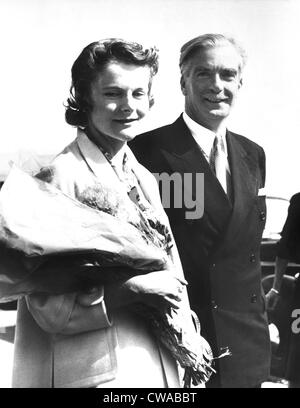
75, 129, 118, 183
75, 129, 161, 211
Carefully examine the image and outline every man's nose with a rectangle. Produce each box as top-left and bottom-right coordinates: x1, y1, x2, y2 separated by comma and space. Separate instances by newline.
209, 73, 223, 92
120, 94, 135, 113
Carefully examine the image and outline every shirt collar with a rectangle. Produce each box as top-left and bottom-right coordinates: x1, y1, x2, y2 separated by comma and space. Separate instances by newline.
110, 144, 127, 172
182, 112, 227, 159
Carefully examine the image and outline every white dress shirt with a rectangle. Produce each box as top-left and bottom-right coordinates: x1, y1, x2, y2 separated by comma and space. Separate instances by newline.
182, 112, 231, 194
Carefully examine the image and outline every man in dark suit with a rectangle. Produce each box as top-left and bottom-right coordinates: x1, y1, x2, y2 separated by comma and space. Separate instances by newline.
130, 33, 271, 388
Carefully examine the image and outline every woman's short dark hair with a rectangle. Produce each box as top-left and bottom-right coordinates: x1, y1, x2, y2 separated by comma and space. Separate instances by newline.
65, 38, 159, 128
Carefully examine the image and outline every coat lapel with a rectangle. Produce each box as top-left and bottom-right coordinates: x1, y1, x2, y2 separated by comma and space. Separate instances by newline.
223, 131, 259, 242
75, 130, 134, 201
76, 131, 168, 223
76, 130, 119, 185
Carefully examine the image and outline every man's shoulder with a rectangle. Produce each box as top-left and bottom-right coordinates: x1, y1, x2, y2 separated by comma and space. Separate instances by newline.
290, 192, 300, 206
130, 116, 183, 148
142, 121, 176, 137
228, 130, 265, 155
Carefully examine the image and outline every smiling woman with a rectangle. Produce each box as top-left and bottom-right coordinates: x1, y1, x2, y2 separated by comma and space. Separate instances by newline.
87, 61, 154, 152
10, 38, 207, 389
63, 40, 158, 160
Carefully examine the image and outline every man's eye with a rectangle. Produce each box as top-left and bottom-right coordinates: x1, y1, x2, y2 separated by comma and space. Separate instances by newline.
221, 71, 237, 80
134, 91, 146, 98
196, 71, 209, 77
103, 91, 120, 97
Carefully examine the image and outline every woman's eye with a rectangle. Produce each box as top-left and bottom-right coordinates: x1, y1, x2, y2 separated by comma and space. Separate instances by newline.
104, 92, 119, 97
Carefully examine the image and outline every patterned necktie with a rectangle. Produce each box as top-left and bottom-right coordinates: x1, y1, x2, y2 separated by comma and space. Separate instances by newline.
210, 135, 228, 194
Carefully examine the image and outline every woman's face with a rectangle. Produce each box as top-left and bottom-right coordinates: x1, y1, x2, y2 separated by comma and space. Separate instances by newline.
87, 61, 153, 145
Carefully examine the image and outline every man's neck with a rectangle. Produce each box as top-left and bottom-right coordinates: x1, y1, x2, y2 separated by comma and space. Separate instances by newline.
184, 111, 227, 135
206, 121, 226, 135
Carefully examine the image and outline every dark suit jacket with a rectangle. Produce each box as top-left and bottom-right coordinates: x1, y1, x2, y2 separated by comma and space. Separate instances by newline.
130, 115, 271, 387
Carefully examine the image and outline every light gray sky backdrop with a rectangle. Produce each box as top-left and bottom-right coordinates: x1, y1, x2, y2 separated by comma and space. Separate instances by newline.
1, 0, 300, 198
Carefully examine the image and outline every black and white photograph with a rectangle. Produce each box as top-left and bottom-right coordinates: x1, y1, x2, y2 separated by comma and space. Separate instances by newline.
0, 0, 300, 391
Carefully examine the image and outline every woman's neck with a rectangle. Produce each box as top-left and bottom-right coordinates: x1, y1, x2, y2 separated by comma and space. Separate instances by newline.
85, 126, 125, 158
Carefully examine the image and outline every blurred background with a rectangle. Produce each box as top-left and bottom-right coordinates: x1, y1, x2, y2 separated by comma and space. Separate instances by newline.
0, 0, 299, 200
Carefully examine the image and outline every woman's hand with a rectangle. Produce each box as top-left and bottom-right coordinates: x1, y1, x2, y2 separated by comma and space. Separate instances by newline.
76, 287, 104, 307
126, 270, 187, 311
75, 269, 187, 313
93, 269, 187, 313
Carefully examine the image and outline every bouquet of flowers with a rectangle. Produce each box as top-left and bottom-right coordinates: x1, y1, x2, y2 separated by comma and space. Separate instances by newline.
0, 165, 222, 386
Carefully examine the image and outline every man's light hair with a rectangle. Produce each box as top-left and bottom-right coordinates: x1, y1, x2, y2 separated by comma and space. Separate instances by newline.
179, 33, 247, 75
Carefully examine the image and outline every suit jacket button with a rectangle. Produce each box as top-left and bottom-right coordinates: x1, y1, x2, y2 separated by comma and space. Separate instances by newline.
260, 211, 266, 221
251, 294, 257, 303
211, 300, 218, 309
250, 254, 256, 263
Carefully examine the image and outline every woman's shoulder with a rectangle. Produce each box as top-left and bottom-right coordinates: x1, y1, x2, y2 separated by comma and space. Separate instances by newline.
52, 138, 82, 168
37, 139, 89, 196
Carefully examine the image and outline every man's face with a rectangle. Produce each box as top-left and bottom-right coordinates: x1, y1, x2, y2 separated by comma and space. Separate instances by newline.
181, 44, 243, 130
87, 61, 153, 144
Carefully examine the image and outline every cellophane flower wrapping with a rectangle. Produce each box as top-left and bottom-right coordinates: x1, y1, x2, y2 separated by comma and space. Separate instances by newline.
0, 165, 216, 386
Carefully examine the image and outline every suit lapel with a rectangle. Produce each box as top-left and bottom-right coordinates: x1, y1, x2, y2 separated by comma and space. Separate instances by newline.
76, 130, 117, 182
160, 116, 232, 233
223, 131, 259, 242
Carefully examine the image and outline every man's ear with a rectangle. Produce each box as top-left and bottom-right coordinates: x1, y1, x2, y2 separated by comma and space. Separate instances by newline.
238, 77, 243, 89
149, 95, 155, 109
180, 75, 187, 96
180, 74, 186, 96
